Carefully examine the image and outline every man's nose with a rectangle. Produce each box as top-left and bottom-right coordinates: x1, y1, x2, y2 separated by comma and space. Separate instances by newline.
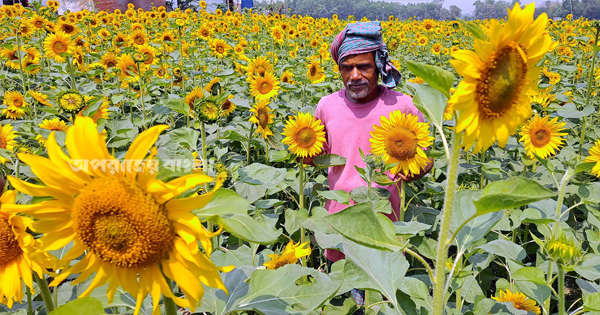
350, 67, 361, 80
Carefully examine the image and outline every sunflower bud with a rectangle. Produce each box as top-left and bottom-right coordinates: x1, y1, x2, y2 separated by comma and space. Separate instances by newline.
534, 230, 583, 271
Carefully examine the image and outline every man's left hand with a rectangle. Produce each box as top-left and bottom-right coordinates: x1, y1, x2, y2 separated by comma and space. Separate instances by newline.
395, 158, 434, 182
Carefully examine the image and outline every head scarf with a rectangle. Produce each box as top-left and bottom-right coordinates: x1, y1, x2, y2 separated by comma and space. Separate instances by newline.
330, 21, 402, 89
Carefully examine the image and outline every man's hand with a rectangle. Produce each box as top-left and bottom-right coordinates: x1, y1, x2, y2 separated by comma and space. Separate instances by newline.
396, 158, 434, 182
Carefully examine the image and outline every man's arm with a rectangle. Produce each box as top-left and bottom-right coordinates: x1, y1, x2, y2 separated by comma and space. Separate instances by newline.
396, 158, 434, 182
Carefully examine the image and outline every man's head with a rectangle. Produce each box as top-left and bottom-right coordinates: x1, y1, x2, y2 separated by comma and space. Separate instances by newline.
339, 52, 379, 103
330, 21, 402, 97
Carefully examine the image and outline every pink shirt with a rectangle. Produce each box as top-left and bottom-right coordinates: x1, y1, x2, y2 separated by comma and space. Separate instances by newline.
315, 86, 424, 262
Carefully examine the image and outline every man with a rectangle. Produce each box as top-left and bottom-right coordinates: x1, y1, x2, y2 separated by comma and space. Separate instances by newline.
313, 21, 433, 310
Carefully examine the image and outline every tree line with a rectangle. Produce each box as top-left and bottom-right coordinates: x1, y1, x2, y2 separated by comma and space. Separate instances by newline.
252, 0, 600, 20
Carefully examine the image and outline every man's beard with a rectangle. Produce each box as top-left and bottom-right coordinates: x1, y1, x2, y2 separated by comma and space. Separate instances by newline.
347, 80, 370, 99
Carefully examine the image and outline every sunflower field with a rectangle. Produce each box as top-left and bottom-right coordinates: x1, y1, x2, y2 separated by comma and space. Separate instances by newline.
0, 1, 599, 315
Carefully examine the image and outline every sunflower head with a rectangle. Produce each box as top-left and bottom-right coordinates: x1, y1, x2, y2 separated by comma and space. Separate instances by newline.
519, 115, 567, 159
249, 100, 275, 139
197, 100, 220, 123
58, 91, 85, 113
492, 289, 541, 314
263, 241, 311, 270
282, 112, 326, 158
369, 111, 433, 176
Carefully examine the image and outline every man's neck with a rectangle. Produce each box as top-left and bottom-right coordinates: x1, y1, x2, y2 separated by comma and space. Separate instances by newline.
346, 85, 382, 104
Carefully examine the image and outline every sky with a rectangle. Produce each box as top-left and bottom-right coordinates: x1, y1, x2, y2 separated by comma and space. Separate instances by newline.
383, 0, 539, 14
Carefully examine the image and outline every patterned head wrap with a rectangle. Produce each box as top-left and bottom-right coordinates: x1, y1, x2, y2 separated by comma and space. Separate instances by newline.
330, 21, 402, 89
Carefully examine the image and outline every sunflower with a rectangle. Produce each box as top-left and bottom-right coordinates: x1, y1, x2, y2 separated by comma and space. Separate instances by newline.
585, 140, 600, 177
0, 189, 54, 308
209, 39, 230, 58
370, 111, 434, 176
220, 95, 236, 117
519, 115, 566, 159
30, 15, 45, 29
113, 33, 129, 48
137, 43, 157, 65
306, 60, 325, 84
184, 86, 204, 110
130, 29, 148, 46
250, 72, 280, 102
39, 118, 68, 132
492, 290, 541, 314
281, 70, 295, 84
100, 51, 118, 69
247, 56, 272, 77
4, 91, 28, 112
197, 100, 220, 123
3, 117, 232, 315
0, 46, 21, 70
21, 57, 40, 75
0, 124, 17, 164
249, 100, 275, 139
263, 241, 311, 270
282, 112, 326, 158
448, 3, 555, 153
528, 90, 555, 108
28, 90, 52, 107
43, 31, 76, 63
56, 21, 79, 36
58, 91, 85, 113
117, 54, 138, 77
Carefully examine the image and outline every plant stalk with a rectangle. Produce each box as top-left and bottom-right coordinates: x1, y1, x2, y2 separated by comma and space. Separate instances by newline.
247, 123, 254, 165
299, 160, 307, 267
34, 274, 54, 312
432, 131, 461, 315
578, 25, 600, 156
399, 180, 406, 221
558, 267, 565, 315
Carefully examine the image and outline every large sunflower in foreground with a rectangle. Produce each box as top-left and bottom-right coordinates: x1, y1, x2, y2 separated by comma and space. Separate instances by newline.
282, 112, 326, 158
249, 100, 275, 139
448, 3, 555, 153
519, 115, 566, 159
250, 72, 280, 102
585, 140, 600, 177
492, 289, 541, 314
0, 190, 54, 309
3, 117, 232, 315
43, 31, 75, 63
370, 111, 433, 176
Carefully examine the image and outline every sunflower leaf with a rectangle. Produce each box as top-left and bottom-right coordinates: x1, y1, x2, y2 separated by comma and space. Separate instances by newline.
313, 154, 347, 168
407, 82, 447, 131
405, 60, 454, 97
325, 202, 404, 251
48, 297, 106, 315
473, 177, 556, 215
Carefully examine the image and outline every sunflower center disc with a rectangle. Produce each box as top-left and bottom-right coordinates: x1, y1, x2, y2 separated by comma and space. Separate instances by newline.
0, 215, 22, 267
532, 128, 551, 147
476, 41, 527, 119
310, 65, 317, 76
53, 41, 67, 53
217, 46, 224, 54
385, 126, 418, 161
0, 135, 7, 149
13, 98, 22, 107
257, 108, 270, 128
73, 177, 175, 268
296, 127, 316, 148
260, 82, 271, 94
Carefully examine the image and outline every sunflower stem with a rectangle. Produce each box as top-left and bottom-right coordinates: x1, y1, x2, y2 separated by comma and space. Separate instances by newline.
247, 123, 254, 166
578, 25, 599, 156
399, 180, 406, 222
432, 130, 461, 315
66, 56, 77, 91
201, 121, 212, 237
299, 160, 307, 268
26, 285, 33, 315
163, 294, 178, 315
558, 267, 565, 315
34, 274, 54, 312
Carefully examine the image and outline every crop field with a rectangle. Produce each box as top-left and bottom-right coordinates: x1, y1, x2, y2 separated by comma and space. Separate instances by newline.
0, 1, 599, 315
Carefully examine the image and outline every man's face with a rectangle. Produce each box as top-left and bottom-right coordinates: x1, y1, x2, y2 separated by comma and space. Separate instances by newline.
339, 52, 378, 102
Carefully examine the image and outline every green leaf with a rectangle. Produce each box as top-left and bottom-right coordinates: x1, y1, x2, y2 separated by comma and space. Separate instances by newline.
232, 264, 342, 315
579, 183, 600, 203
350, 186, 390, 203
312, 154, 347, 168
512, 267, 547, 285
478, 239, 526, 262
514, 279, 551, 308
405, 60, 455, 97
284, 208, 308, 235
406, 82, 447, 130
167, 127, 199, 149
584, 293, 600, 311
343, 239, 409, 315
555, 103, 595, 119
164, 97, 191, 116
194, 189, 280, 244
458, 19, 487, 41
238, 163, 287, 189
575, 255, 600, 281
325, 202, 404, 251
317, 190, 351, 205
49, 298, 105, 315
198, 267, 256, 315
393, 221, 431, 236
576, 162, 596, 174
373, 173, 400, 186
473, 177, 556, 215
